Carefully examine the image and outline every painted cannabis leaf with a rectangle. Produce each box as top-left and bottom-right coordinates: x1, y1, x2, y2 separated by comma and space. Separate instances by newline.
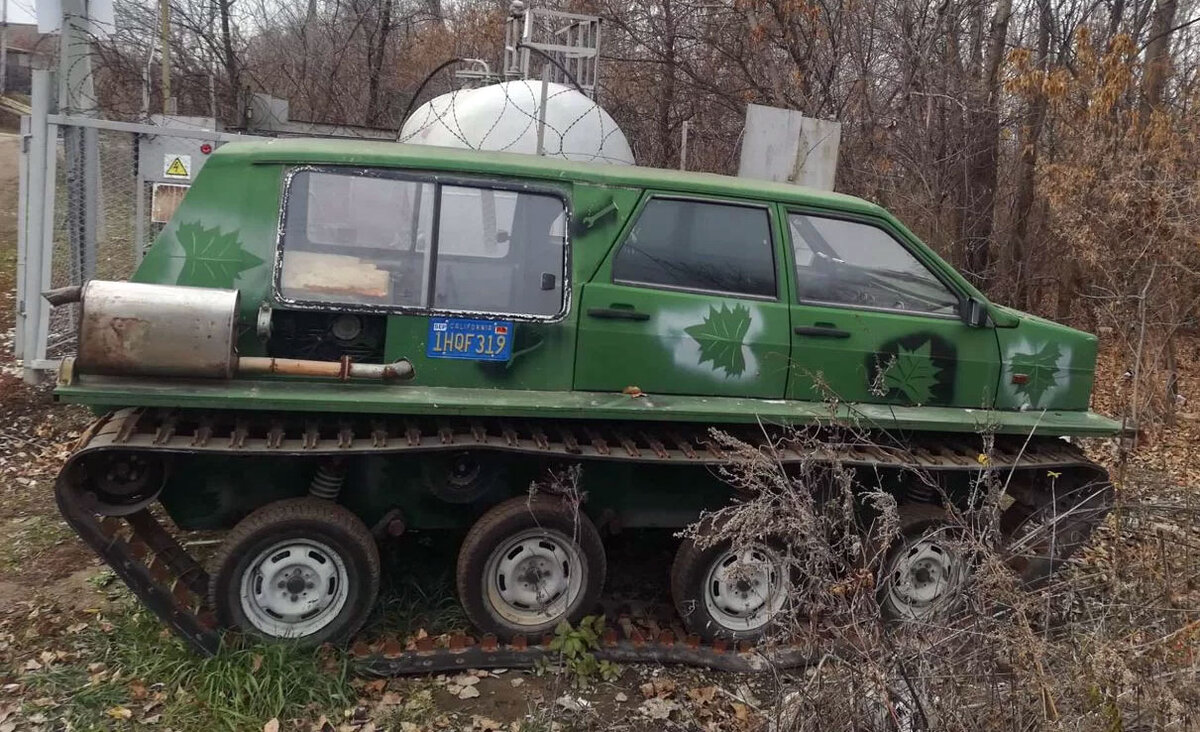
882, 341, 941, 404
1010, 342, 1062, 406
685, 303, 752, 378
175, 221, 263, 288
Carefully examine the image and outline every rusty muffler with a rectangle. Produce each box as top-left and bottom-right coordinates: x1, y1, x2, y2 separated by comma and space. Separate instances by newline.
49, 281, 413, 382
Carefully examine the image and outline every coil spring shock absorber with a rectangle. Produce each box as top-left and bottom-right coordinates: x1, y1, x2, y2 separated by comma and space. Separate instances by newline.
309, 460, 346, 501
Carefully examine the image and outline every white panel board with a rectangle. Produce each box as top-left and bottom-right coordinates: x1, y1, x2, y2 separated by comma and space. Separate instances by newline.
738, 104, 841, 191
35, 0, 113, 35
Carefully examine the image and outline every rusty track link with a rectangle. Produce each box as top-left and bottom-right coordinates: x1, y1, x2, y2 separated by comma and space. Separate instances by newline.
54, 408, 1108, 674
65, 407, 1094, 470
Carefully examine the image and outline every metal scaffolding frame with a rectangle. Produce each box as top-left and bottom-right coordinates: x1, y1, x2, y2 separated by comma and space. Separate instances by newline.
504, 5, 601, 99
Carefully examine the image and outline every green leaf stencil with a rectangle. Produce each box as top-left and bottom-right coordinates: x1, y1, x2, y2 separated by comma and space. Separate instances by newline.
1010, 342, 1062, 406
882, 341, 940, 404
685, 303, 752, 377
175, 221, 263, 288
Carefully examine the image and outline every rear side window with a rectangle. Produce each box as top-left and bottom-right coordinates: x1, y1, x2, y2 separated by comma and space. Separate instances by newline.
279, 169, 568, 318
788, 214, 959, 315
612, 198, 776, 298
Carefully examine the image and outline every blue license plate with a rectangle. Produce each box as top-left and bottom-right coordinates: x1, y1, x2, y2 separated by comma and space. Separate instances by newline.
426, 318, 514, 361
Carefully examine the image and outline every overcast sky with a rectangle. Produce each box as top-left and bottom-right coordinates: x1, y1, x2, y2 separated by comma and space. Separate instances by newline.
4, 0, 40, 25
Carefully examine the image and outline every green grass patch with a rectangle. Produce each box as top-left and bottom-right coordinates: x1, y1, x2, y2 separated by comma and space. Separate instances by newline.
25, 606, 356, 730
0, 515, 75, 572
370, 535, 469, 638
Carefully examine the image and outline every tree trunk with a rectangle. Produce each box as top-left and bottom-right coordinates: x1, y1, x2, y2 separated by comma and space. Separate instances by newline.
365, 0, 395, 127
218, 0, 240, 123
656, 0, 678, 168
960, 0, 1012, 288
1010, 0, 1050, 309
1141, 0, 1178, 125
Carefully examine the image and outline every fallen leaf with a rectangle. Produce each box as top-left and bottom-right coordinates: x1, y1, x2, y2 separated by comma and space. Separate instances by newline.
639, 697, 678, 720
688, 686, 718, 705
458, 685, 481, 700
252, 654, 264, 673
639, 677, 676, 698
731, 702, 749, 722
263, 718, 279, 732
106, 706, 133, 720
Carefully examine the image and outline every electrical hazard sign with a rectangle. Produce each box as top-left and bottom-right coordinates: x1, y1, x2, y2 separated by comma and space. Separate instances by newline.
163, 154, 192, 179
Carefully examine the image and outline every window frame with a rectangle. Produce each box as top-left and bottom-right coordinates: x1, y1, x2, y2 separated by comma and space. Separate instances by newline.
608, 193, 783, 302
273, 165, 573, 323
783, 208, 965, 320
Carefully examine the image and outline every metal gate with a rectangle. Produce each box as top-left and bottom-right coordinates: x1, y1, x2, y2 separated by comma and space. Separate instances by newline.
14, 69, 257, 382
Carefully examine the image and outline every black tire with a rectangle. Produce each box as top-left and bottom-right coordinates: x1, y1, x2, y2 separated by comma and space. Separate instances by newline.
878, 503, 972, 621
670, 529, 791, 643
209, 497, 380, 646
456, 495, 605, 637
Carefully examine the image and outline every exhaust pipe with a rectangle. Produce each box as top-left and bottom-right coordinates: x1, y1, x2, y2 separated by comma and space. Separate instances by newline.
53, 281, 413, 383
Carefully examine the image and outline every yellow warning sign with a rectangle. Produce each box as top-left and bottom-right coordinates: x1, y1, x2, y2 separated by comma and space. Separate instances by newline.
163, 154, 191, 179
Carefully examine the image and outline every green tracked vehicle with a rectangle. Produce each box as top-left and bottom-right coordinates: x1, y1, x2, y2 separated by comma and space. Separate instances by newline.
48, 139, 1119, 668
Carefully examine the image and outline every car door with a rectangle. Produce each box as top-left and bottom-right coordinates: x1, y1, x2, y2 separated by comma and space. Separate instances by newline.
782, 209, 1001, 408
573, 194, 792, 398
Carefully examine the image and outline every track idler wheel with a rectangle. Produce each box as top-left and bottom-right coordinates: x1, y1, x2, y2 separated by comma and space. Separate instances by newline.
422, 452, 507, 504
209, 497, 380, 646
71, 452, 166, 516
456, 495, 606, 637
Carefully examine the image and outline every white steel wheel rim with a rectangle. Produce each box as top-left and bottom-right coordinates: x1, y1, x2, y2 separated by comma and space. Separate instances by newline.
483, 527, 586, 627
239, 538, 350, 638
885, 531, 967, 620
703, 545, 789, 632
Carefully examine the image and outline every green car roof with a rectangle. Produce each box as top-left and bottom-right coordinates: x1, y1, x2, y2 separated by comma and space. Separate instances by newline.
216, 137, 882, 214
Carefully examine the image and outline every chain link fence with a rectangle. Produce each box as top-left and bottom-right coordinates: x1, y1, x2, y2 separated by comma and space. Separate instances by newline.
46, 128, 148, 360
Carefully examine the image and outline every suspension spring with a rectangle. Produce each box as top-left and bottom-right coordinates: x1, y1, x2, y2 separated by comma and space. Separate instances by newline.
309, 461, 345, 500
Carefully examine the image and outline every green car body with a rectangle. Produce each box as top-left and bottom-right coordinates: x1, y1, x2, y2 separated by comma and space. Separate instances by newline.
54, 139, 1119, 531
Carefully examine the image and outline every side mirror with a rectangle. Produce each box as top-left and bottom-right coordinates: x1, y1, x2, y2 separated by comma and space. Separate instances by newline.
962, 297, 990, 328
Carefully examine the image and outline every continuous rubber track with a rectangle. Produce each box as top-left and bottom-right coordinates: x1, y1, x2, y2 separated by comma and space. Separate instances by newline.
54, 407, 1113, 675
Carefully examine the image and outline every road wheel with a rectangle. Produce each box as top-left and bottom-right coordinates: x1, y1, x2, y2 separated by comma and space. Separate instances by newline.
457, 495, 605, 637
209, 497, 380, 645
670, 531, 791, 642
878, 504, 972, 621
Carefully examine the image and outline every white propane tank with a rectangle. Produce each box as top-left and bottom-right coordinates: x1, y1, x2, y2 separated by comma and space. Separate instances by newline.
399, 80, 635, 165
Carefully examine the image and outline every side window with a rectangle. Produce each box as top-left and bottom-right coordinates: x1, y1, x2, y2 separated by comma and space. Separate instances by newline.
279, 170, 567, 318
788, 214, 959, 315
612, 198, 776, 298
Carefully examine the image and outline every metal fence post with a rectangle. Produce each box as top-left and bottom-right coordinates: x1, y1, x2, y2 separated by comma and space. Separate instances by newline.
22, 69, 51, 383
15, 113, 29, 360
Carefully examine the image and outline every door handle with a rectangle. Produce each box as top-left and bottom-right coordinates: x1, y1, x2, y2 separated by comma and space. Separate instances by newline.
794, 325, 850, 338
587, 307, 650, 321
